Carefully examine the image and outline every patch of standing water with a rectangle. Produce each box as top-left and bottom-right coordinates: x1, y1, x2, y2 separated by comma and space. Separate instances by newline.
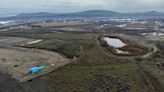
116, 49, 129, 54
103, 37, 126, 48
21, 39, 42, 46
27, 40, 42, 44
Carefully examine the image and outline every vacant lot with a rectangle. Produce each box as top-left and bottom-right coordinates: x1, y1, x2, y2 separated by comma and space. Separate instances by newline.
0, 37, 71, 82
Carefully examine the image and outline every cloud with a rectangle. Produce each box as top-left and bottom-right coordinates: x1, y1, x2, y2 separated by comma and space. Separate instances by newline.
45, 0, 107, 7
43, 0, 164, 12
0, 0, 164, 14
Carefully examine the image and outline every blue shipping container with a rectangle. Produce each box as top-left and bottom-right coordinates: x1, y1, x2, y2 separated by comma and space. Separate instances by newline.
28, 66, 45, 74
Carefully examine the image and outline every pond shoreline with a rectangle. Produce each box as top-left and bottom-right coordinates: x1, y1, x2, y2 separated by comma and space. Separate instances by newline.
97, 34, 148, 56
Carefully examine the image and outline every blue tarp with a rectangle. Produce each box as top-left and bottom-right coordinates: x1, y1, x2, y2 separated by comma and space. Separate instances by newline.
28, 66, 45, 74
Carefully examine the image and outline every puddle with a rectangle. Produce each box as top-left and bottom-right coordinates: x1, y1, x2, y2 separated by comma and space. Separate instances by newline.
103, 37, 126, 48
99, 35, 144, 56
116, 49, 129, 54
27, 40, 42, 45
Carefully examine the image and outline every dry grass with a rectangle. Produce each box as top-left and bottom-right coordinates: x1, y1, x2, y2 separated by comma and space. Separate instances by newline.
34, 22, 85, 27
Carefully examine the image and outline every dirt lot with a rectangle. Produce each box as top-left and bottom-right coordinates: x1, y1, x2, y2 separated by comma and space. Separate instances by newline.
0, 37, 71, 82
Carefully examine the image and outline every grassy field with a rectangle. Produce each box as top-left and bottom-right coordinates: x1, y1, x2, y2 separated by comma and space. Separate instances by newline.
0, 27, 164, 92
34, 22, 86, 27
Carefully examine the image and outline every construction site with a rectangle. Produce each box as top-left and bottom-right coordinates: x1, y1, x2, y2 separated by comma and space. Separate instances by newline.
0, 37, 71, 82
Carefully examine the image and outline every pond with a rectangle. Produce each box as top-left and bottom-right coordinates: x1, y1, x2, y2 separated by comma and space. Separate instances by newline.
103, 37, 126, 48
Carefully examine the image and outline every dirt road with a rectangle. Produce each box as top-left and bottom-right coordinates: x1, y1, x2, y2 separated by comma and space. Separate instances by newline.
142, 45, 159, 58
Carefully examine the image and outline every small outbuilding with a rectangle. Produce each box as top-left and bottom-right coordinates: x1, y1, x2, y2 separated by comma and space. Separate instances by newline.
28, 66, 45, 74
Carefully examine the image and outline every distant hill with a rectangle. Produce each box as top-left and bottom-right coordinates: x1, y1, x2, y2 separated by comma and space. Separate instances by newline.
56, 10, 121, 17
18, 12, 56, 17
124, 11, 164, 17
0, 10, 164, 21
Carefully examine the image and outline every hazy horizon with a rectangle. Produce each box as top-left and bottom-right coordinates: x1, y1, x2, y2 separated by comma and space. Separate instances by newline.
1, 0, 164, 15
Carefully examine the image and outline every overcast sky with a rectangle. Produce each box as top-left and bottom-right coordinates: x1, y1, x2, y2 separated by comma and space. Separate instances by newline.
0, 0, 164, 15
